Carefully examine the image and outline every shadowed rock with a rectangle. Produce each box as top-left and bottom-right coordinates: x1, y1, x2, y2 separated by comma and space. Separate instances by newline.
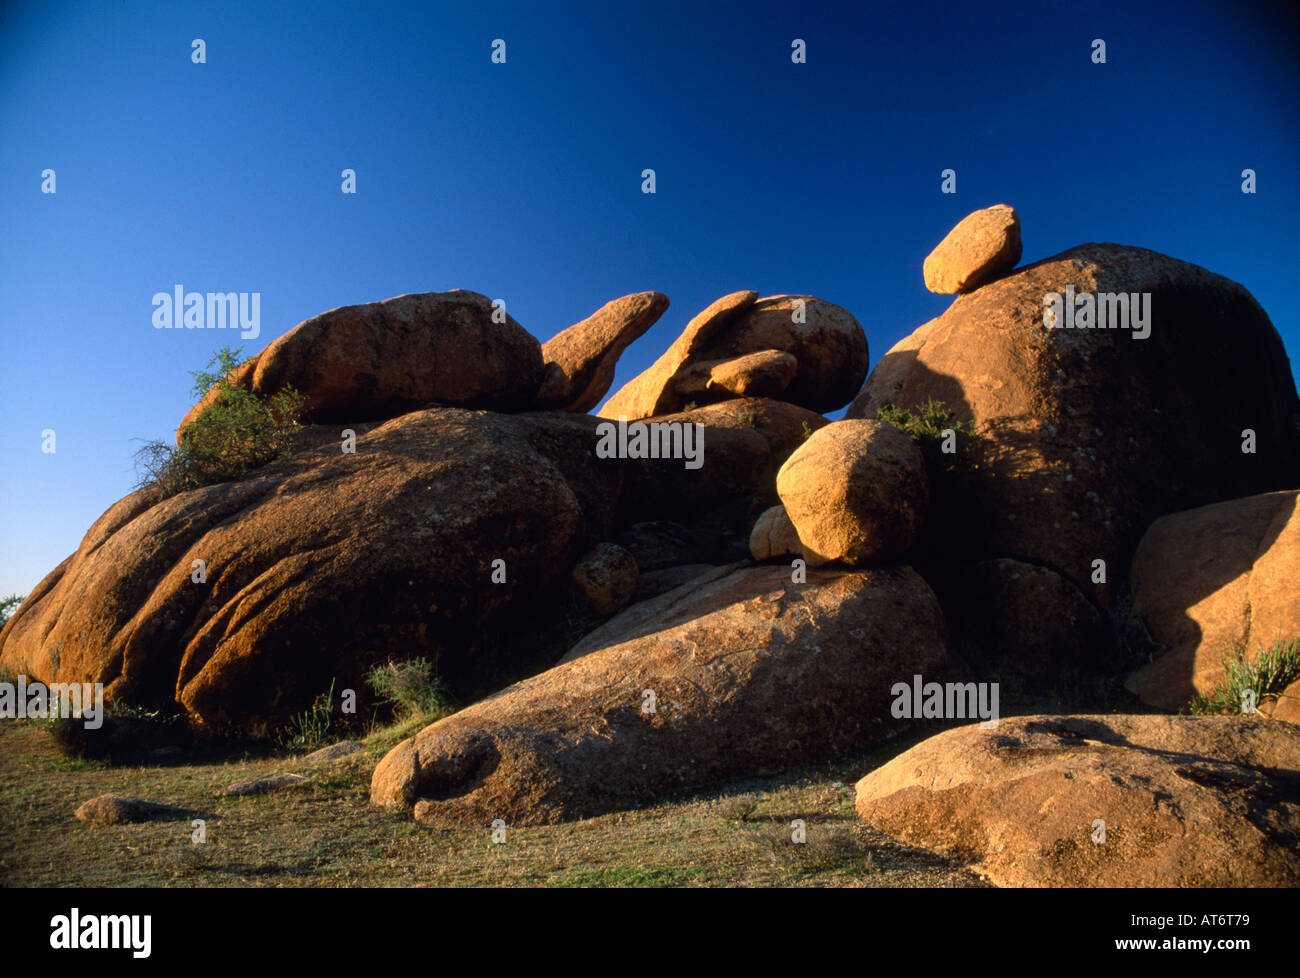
371, 563, 968, 825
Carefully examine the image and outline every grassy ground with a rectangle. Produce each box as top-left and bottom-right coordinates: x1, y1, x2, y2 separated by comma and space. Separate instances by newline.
0, 717, 991, 888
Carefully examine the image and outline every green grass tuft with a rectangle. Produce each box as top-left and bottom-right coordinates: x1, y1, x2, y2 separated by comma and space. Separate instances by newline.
1185, 638, 1300, 715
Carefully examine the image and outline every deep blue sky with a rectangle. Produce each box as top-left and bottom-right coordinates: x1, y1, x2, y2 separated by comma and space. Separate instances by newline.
2, 1, 1297, 598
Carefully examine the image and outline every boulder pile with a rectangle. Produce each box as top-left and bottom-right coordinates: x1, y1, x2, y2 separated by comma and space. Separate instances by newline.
5, 205, 1299, 886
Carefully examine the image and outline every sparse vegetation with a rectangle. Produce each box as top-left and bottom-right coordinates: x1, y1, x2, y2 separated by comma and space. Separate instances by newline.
736, 405, 760, 427
876, 398, 978, 470
0, 718, 984, 887
801, 420, 816, 441
749, 823, 878, 873
276, 679, 338, 752
717, 793, 760, 822
366, 657, 454, 722
1185, 638, 1300, 716
0, 594, 23, 629
133, 346, 306, 499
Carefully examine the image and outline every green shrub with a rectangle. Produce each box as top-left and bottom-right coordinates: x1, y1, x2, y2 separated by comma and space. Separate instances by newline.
876, 398, 978, 470
134, 346, 306, 498
0, 594, 23, 629
366, 658, 453, 721
276, 679, 337, 752
1186, 638, 1300, 715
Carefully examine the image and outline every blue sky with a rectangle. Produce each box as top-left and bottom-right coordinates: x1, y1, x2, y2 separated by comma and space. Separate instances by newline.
1, 0, 1297, 598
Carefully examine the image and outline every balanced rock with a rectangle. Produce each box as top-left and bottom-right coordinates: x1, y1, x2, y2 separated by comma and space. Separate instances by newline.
847, 243, 1300, 610
922, 204, 1022, 294
571, 543, 640, 617
776, 419, 928, 566
371, 564, 966, 824
855, 714, 1300, 887
1125, 490, 1300, 711
673, 349, 798, 400
599, 292, 867, 418
535, 291, 669, 413
599, 291, 758, 419
698, 295, 868, 412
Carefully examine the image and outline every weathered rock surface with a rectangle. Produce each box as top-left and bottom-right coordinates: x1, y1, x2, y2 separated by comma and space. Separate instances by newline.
600, 293, 867, 418
371, 564, 967, 824
535, 292, 669, 413
848, 243, 1300, 610
945, 558, 1116, 681
216, 772, 308, 797
300, 741, 365, 764
74, 795, 193, 824
855, 714, 1300, 887
599, 291, 758, 419
0, 409, 623, 734
776, 420, 928, 566
247, 291, 545, 422
1125, 491, 1300, 711
673, 349, 798, 400
749, 505, 802, 561
922, 204, 1022, 294
700, 296, 869, 413
571, 543, 640, 617
2, 400, 829, 733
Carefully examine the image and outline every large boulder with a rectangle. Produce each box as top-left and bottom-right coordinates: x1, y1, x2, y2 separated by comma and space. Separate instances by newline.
1125, 490, 1300, 712
847, 243, 1300, 611
535, 291, 669, 413
371, 563, 968, 824
246, 290, 545, 422
922, 204, 1022, 294
2, 400, 833, 734
600, 293, 867, 418
855, 714, 1300, 887
776, 419, 928, 566
0, 409, 621, 734
612, 398, 830, 529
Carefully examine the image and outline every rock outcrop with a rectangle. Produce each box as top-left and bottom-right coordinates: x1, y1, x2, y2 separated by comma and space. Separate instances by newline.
855, 714, 1300, 887
600, 292, 866, 418
1124, 490, 1300, 712
372, 564, 967, 824
535, 291, 669, 413
846, 241, 1300, 688
776, 420, 928, 566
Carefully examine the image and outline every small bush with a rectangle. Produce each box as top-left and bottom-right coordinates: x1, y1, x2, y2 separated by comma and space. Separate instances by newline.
736, 406, 760, 427
366, 658, 452, 721
876, 398, 978, 470
718, 793, 760, 822
134, 347, 306, 498
800, 420, 816, 442
751, 824, 877, 872
1186, 638, 1300, 715
0, 593, 23, 629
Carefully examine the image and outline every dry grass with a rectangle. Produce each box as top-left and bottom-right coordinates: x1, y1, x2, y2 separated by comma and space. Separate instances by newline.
0, 720, 987, 888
